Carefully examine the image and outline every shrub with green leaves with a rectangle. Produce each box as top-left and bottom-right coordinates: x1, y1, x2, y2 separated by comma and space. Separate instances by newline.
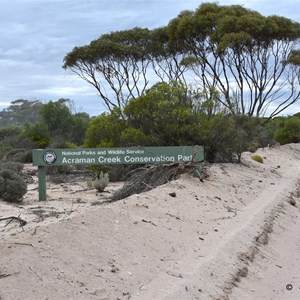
275, 117, 300, 145
84, 108, 125, 148
0, 161, 24, 174
200, 115, 265, 163
5, 148, 32, 163
0, 168, 27, 202
120, 127, 153, 146
24, 123, 50, 148
124, 81, 202, 146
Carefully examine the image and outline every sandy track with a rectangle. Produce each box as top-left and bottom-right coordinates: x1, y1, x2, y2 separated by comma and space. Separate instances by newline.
0, 144, 300, 300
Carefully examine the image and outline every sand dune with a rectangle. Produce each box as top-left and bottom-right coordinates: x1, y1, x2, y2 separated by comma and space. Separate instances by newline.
0, 144, 300, 300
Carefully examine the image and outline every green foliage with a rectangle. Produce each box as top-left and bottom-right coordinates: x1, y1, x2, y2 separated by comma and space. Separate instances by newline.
24, 123, 50, 148
120, 128, 152, 146
0, 126, 22, 141
71, 112, 90, 146
0, 99, 90, 159
200, 115, 265, 162
251, 154, 264, 163
0, 99, 42, 127
5, 149, 32, 163
64, 2, 300, 118
124, 81, 201, 146
0, 161, 24, 173
0, 126, 33, 160
106, 85, 265, 163
82, 81, 270, 163
0, 126, 31, 149
0, 162, 27, 203
21, 99, 91, 148
285, 50, 300, 65
64, 142, 77, 149
0, 127, 21, 157
41, 99, 73, 138
63, 28, 152, 111
275, 117, 300, 145
84, 108, 125, 148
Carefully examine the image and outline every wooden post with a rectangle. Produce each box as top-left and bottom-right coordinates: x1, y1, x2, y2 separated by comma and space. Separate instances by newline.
37, 166, 46, 201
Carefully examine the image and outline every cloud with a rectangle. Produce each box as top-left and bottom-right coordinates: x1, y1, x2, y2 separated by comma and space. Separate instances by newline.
0, 0, 299, 116
0, 0, 202, 113
34, 84, 95, 98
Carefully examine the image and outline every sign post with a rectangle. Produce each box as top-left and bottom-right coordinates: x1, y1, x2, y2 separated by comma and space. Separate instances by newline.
37, 166, 46, 201
32, 146, 204, 201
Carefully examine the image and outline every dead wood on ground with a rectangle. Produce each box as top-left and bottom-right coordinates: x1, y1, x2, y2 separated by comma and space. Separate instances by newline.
111, 162, 208, 201
0, 216, 27, 227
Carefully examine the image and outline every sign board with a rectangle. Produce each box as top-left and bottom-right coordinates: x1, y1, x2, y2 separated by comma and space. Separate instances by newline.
32, 146, 204, 166
32, 146, 204, 201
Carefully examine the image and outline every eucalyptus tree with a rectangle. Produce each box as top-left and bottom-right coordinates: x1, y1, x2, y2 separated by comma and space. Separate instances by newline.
168, 3, 300, 118
63, 27, 152, 113
149, 26, 188, 85
0, 99, 42, 126
64, 26, 193, 114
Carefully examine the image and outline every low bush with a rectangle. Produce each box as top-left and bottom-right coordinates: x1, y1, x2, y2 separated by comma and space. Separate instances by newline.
251, 154, 264, 163
5, 148, 32, 163
0, 168, 27, 202
92, 172, 109, 192
0, 161, 24, 174
275, 117, 300, 145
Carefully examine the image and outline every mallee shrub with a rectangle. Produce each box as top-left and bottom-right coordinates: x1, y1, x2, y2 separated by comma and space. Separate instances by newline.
0, 168, 27, 202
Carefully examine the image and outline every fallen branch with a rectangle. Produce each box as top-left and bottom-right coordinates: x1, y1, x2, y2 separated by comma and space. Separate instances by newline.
166, 213, 181, 220
139, 279, 152, 290
0, 216, 27, 227
142, 219, 157, 226
166, 271, 183, 278
112, 162, 209, 201
13, 242, 34, 247
0, 273, 11, 279
70, 188, 89, 194
223, 204, 238, 216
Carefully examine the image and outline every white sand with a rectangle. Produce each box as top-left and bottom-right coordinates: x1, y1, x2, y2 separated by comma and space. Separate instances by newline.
0, 143, 300, 300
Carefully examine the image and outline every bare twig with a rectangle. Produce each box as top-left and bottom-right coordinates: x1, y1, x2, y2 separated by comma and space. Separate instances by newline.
0, 273, 11, 279
166, 271, 183, 278
29, 267, 43, 281
112, 162, 208, 201
223, 204, 238, 216
0, 216, 27, 227
70, 188, 89, 194
139, 279, 152, 290
142, 219, 157, 226
166, 213, 181, 220
13, 242, 34, 247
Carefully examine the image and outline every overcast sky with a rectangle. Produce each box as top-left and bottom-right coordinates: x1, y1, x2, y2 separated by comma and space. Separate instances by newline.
1, 0, 300, 116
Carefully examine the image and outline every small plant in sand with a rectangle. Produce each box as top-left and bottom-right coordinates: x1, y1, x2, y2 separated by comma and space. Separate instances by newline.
92, 171, 109, 192
86, 179, 94, 190
251, 154, 264, 163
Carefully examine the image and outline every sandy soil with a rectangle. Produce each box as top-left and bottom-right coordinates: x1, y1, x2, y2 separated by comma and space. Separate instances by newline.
0, 143, 300, 300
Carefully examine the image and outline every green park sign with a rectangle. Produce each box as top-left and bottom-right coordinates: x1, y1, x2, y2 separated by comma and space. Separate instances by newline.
32, 146, 204, 201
